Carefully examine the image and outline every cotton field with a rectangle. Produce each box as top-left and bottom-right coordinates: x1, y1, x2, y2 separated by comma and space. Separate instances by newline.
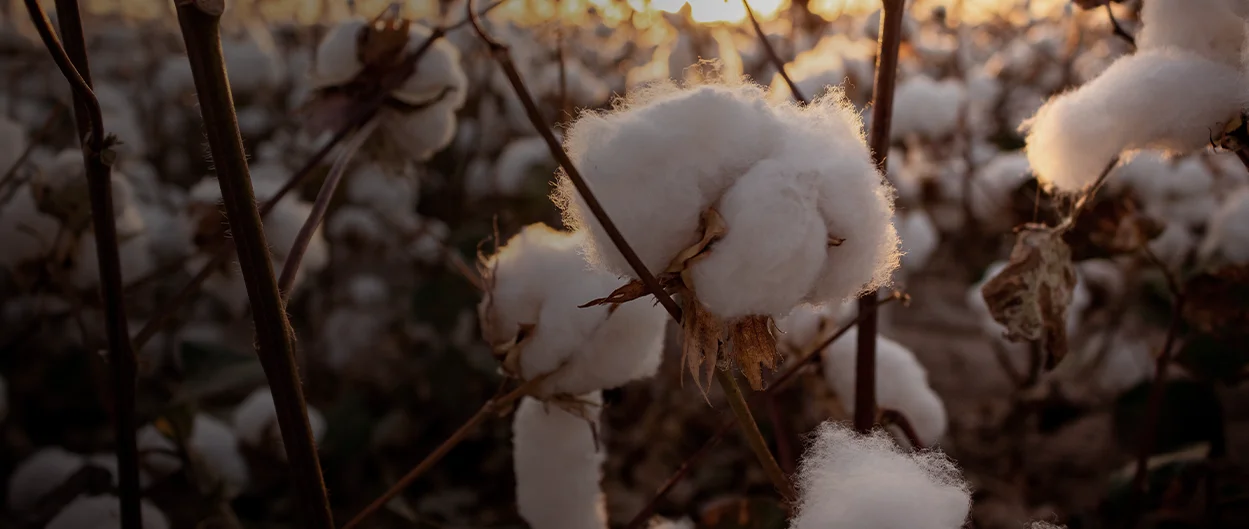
1, 1, 1247, 528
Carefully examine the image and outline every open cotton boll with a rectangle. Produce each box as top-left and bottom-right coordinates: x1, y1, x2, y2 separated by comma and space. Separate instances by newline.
223, 33, 286, 97
898, 210, 939, 273
822, 329, 948, 446
231, 387, 327, 458
776, 302, 854, 354
346, 163, 418, 215
789, 423, 970, 529
513, 393, 606, 529
0, 183, 60, 268
1023, 50, 1245, 193
380, 105, 460, 162
7, 447, 87, 510
188, 414, 249, 497
485, 136, 555, 198
1199, 187, 1249, 264
479, 224, 667, 396
46, 495, 169, 529
970, 152, 1031, 226
1137, 0, 1247, 67
890, 75, 966, 140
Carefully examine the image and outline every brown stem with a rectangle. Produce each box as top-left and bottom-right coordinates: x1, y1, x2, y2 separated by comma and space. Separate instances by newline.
855, 0, 906, 434
1126, 247, 1186, 528
1104, 4, 1136, 48
277, 118, 377, 300
623, 421, 734, 529
174, 2, 332, 528
766, 391, 797, 474
25, 1, 142, 527
880, 408, 925, 450
466, 0, 802, 499
341, 375, 550, 529
744, 1, 806, 105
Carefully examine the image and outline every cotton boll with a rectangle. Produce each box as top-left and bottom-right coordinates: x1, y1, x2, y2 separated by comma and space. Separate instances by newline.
687, 165, 830, 318
223, 33, 286, 97
1096, 338, 1154, 394
483, 136, 554, 198
7, 447, 86, 510
188, 414, 249, 497
1199, 187, 1249, 264
891, 75, 966, 140
231, 387, 327, 459
898, 210, 939, 273
789, 423, 970, 529
479, 225, 668, 396
136, 424, 182, 479
310, 20, 363, 88
392, 24, 469, 108
1149, 223, 1196, 269
380, 105, 459, 162
513, 393, 606, 529
970, 152, 1031, 227
328, 205, 386, 244
649, 518, 695, 529
346, 163, 417, 215
775, 302, 853, 353
822, 329, 948, 446
0, 183, 60, 268
1137, 0, 1246, 67
1024, 50, 1245, 193
46, 495, 169, 529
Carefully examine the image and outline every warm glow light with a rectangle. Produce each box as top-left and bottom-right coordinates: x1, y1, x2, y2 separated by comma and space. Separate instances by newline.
646, 0, 787, 24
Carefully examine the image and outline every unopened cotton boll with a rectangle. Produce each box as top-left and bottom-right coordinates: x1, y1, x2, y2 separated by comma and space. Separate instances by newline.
231, 387, 327, 458
478, 224, 667, 396
890, 75, 966, 140
789, 423, 970, 529
1137, 0, 1247, 67
46, 495, 169, 529
898, 210, 939, 273
1023, 50, 1245, 193
513, 393, 606, 529
822, 329, 948, 446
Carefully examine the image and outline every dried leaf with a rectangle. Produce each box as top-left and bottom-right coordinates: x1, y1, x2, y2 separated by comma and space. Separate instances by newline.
491, 322, 536, 377
729, 315, 781, 391
981, 224, 1078, 363
666, 207, 728, 275
580, 279, 648, 308
681, 291, 724, 401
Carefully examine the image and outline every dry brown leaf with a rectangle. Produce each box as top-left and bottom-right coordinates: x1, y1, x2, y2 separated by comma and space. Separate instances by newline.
981, 224, 1078, 363
666, 207, 727, 274
490, 322, 535, 377
578, 273, 679, 308
681, 290, 724, 400
729, 315, 781, 391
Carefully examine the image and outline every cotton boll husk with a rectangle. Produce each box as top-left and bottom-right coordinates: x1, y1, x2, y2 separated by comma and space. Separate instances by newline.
890, 75, 966, 140
479, 225, 667, 396
898, 210, 939, 273
513, 392, 606, 529
821, 329, 948, 446
686, 163, 830, 318
1137, 0, 1247, 67
46, 495, 169, 529
1023, 50, 1245, 193
7, 447, 87, 510
789, 422, 970, 529
189, 414, 249, 497
556, 83, 787, 276
1199, 187, 1249, 264
231, 387, 327, 458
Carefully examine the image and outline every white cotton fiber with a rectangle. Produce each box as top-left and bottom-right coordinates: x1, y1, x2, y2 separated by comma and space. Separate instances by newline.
897, 210, 939, 273
970, 152, 1031, 227
556, 83, 898, 318
1137, 0, 1247, 67
1199, 187, 1249, 264
821, 329, 948, 446
7, 447, 86, 510
478, 224, 668, 396
513, 392, 606, 529
776, 302, 854, 354
185, 414, 250, 497
1023, 50, 1245, 193
491, 136, 554, 197
46, 495, 169, 529
789, 422, 971, 529
890, 75, 967, 140
231, 387, 327, 458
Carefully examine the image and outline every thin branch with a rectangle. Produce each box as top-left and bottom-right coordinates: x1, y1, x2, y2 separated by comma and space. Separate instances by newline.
341, 374, 550, 529
772, 291, 906, 393
277, 118, 378, 300
1126, 246, 1186, 529
25, 1, 142, 527
623, 421, 734, 529
1104, 4, 1136, 49
1062, 156, 1120, 231
880, 408, 925, 450
856, 0, 907, 434
174, 2, 332, 528
465, 0, 802, 500
744, 0, 806, 105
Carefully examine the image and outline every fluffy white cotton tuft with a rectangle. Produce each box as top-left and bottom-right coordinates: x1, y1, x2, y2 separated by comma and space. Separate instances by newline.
46, 495, 169, 529
513, 393, 606, 529
897, 210, 939, 273
1200, 187, 1249, 264
1137, 0, 1247, 66
185, 415, 250, 497
891, 75, 967, 140
789, 422, 971, 529
821, 329, 948, 446
231, 387, 327, 458
776, 302, 854, 354
479, 224, 668, 396
1023, 50, 1245, 193
556, 83, 898, 318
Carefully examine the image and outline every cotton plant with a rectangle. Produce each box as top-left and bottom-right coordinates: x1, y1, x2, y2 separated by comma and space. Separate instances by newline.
477, 223, 668, 398
1023, 0, 1249, 193
788, 422, 971, 529
555, 82, 899, 390
231, 386, 328, 460
308, 15, 468, 163
512, 392, 606, 529
45, 495, 170, 529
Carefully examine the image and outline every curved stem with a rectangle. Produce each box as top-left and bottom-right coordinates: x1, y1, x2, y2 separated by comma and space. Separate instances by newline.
744, 1, 806, 104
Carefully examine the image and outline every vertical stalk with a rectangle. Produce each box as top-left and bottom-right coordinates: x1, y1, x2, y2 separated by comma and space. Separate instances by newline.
26, 0, 142, 526
855, 0, 906, 434
173, 1, 332, 527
